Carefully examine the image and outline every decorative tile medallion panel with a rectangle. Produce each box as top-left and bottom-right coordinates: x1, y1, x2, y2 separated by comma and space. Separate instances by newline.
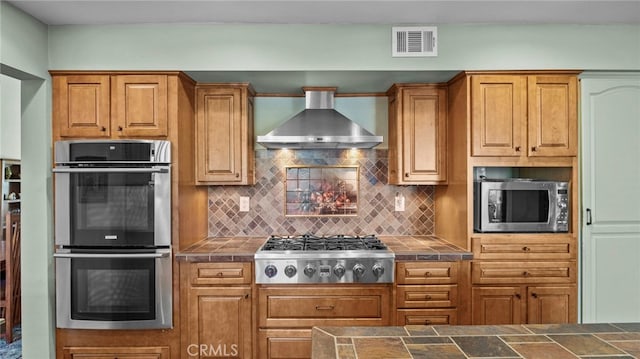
285, 166, 359, 217
208, 149, 434, 237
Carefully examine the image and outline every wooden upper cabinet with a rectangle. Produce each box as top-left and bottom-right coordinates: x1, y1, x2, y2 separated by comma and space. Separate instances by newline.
527, 75, 578, 157
471, 75, 527, 156
111, 75, 168, 137
470, 73, 578, 157
54, 75, 111, 138
387, 84, 447, 184
51, 72, 176, 139
195, 84, 255, 185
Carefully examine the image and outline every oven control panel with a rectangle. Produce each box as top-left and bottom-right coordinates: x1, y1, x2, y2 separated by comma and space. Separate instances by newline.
255, 256, 394, 284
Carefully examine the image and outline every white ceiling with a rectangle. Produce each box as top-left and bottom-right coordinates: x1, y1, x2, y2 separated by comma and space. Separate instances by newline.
7, 0, 640, 26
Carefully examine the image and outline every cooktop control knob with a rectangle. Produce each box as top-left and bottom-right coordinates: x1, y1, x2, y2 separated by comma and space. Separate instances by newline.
284, 265, 297, 278
264, 264, 278, 278
303, 264, 316, 277
372, 264, 385, 278
353, 263, 366, 278
333, 264, 346, 278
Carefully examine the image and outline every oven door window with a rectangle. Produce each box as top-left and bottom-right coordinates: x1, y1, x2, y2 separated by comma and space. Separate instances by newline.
71, 171, 154, 246
71, 257, 155, 321
490, 189, 550, 223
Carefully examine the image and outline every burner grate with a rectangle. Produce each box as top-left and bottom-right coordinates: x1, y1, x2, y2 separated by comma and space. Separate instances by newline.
261, 234, 387, 251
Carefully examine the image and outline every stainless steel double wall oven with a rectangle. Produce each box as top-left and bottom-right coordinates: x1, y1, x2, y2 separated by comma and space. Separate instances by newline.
53, 140, 172, 329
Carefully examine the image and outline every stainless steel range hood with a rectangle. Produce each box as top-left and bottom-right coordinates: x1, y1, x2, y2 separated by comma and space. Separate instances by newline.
257, 87, 383, 149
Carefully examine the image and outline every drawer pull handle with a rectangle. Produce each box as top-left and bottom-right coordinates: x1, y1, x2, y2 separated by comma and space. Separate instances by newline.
216, 272, 224, 277
315, 305, 335, 311
522, 246, 531, 252
424, 295, 432, 300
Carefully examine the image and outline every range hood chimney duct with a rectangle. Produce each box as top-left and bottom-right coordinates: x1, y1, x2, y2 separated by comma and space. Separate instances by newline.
257, 87, 383, 149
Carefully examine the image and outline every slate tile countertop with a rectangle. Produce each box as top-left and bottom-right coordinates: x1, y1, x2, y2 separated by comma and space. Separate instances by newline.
312, 323, 640, 359
175, 235, 472, 262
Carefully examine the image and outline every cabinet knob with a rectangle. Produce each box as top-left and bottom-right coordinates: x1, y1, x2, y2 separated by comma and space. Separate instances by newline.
522, 246, 531, 252
531, 292, 538, 298
118, 126, 123, 131
515, 146, 521, 152
100, 126, 106, 132
531, 146, 537, 152
515, 293, 521, 299
522, 271, 530, 277
244, 294, 249, 299
235, 173, 240, 178
424, 271, 431, 277
405, 173, 409, 178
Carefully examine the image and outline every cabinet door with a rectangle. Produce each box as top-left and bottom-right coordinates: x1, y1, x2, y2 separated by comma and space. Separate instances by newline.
471, 75, 527, 156
472, 286, 524, 325
527, 286, 577, 324
527, 75, 578, 156
112, 75, 168, 137
400, 87, 447, 183
186, 286, 252, 359
196, 86, 254, 185
54, 75, 111, 138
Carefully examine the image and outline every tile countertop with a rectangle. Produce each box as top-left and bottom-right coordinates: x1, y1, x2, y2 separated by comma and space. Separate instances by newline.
311, 323, 640, 359
175, 235, 472, 262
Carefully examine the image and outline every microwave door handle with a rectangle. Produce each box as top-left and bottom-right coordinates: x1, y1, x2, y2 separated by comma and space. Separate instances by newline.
54, 252, 170, 259
52, 167, 169, 174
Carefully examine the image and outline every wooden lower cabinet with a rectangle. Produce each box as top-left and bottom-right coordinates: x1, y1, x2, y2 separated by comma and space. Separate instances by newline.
395, 261, 460, 325
62, 346, 170, 359
257, 285, 391, 359
182, 262, 253, 359
258, 329, 312, 359
472, 285, 576, 325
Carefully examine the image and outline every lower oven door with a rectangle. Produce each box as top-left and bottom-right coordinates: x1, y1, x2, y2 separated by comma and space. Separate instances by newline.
54, 248, 172, 329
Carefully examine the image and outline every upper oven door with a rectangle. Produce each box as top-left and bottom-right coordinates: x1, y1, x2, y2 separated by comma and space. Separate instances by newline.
54, 165, 171, 247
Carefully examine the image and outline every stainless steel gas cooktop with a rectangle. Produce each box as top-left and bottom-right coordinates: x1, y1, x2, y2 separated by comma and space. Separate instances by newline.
254, 234, 394, 284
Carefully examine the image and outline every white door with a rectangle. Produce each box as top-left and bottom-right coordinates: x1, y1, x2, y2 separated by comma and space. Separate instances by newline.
581, 73, 640, 322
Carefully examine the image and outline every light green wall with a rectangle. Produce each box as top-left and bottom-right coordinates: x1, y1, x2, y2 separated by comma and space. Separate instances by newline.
48, 24, 640, 71
0, 74, 21, 159
1, 2, 53, 359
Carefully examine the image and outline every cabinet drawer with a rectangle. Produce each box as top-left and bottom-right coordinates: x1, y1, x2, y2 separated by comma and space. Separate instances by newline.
396, 285, 458, 308
396, 262, 458, 285
258, 286, 391, 328
472, 236, 576, 260
258, 329, 312, 359
190, 262, 252, 285
396, 309, 458, 326
472, 261, 576, 285
62, 346, 170, 359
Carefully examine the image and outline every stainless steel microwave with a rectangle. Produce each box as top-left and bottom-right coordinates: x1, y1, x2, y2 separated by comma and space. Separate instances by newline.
474, 178, 569, 233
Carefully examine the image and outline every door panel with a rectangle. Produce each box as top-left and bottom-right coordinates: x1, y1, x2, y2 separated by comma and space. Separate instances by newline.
581, 74, 640, 322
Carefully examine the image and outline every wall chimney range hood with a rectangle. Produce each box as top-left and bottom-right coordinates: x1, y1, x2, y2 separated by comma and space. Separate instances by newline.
257, 87, 383, 149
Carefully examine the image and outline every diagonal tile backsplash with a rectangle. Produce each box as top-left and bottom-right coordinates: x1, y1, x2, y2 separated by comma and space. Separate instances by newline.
208, 149, 434, 237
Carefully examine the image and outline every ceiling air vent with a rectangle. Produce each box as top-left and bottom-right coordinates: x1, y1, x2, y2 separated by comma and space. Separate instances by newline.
392, 26, 437, 57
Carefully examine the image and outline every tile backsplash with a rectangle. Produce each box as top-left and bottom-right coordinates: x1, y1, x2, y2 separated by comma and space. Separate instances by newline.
208, 149, 434, 237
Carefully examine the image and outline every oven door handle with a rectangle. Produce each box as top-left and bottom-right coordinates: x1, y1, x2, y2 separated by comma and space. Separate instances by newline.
52, 167, 169, 174
54, 251, 170, 259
